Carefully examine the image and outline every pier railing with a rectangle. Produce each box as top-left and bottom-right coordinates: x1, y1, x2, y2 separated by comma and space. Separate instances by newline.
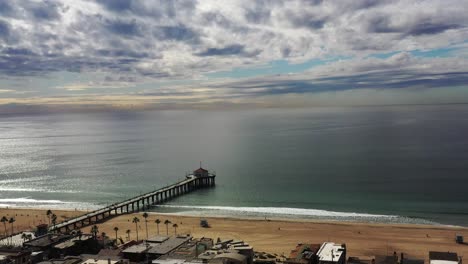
49, 173, 215, 233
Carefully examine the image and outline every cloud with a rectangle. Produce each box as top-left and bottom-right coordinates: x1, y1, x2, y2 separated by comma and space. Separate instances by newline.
0, 20, 10, 40
196, 44, 247, 57
0, 0, 467, 110
0, 0, 465, 79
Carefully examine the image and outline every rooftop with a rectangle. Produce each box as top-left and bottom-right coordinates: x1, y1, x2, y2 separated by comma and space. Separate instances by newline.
429, 252, 459, 262
0, 231, 36, 247
213, 252, 247, 262
82, 259, 120, 264
54, 235, 93, 249
147, 236, 192, 255
317, 242, 345, 263
289, 244, 321, 260
147, 236, 170, 243
122, 243, 150, 254
194, 168, 208, 173
24, 234, 71, 248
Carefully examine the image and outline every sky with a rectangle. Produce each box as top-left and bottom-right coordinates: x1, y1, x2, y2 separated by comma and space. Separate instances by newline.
0, 0, 467, 113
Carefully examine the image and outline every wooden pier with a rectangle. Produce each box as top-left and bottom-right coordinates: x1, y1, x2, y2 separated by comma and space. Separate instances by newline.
50, 169, 215, 233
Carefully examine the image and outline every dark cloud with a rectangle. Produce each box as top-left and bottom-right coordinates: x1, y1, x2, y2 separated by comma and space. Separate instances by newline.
105, 19, 142, 36
196, 44, 248, 57
0, 20, 10, 40
286, 10, 327, 30
97, 0, 132, 12
153, 25, 199, 42
368, 16, 464, 36
407, 22, 462, 36
367, 16, 400, 33
0, 2, 14, 17
27, 0, 63, 21
95, 49, 149, 59
221, 71, 468, 97
95, 0, 196, 19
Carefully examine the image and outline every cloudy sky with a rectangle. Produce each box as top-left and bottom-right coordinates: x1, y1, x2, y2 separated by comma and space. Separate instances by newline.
0, 0, 467, 112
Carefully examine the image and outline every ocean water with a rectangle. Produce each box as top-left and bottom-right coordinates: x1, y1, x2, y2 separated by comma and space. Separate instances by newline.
0, 105, 467, 226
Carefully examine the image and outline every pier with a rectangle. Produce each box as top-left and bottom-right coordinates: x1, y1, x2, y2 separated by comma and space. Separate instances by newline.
50, 168, 216, 233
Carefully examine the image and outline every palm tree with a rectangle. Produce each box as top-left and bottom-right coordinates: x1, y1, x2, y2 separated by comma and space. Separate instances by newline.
113, 227, 119, 242
155, 219, 161, 235
1, 217, 8, 238
90, 225, 99, 240
8, 217, 15, 245
132, 217, 140, 241
172, 223, 178, 235
46, 210, 52, 226
126, 229, 131, 241
164, 220, 171, 236
142, 212, 149, 239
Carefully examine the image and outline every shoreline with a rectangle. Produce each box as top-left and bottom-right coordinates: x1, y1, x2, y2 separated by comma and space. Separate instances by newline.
1, 204, 466, 229
1, 207, 468, 259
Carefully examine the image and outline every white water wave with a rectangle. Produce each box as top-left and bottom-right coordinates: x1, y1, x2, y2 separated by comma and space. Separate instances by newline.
0, 187, 81, 193
158, 205, 398, 218
0, 198, 70, 204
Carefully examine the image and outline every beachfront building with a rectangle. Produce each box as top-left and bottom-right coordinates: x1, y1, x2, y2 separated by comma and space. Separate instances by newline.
316, 243, 346, 264
211, 252, 248, 264
122, 235, 192, 262
0, 250, 31, 264
429, 252, 461, 264
347, 256, 375, 264
0, 232, 35, 248
284, 243, 321, 264
81, 258, 128, 264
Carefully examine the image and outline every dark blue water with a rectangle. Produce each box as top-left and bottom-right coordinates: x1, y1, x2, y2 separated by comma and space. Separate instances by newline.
0, 105, 467, 226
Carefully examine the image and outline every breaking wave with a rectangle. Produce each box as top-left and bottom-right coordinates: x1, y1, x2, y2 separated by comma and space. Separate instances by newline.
155, 205, 438, 225
157, 205, 396, 218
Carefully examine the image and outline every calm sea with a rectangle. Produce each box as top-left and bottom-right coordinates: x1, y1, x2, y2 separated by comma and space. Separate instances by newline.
0, 105, 467, 226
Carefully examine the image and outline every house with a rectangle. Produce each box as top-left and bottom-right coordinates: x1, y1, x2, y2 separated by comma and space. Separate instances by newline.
429, 252, 460, 264
284, 243, 321, 264
316, 243, 346, 264
211, 253, 248, 264
122, 236, 192, 262
0, 250, 31, 264
400, 253, 424, 264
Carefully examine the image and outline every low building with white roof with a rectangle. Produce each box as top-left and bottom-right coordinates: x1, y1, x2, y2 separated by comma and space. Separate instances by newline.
316, 242, 346, 264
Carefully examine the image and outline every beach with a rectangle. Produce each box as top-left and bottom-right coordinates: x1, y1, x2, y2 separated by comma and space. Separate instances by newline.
1, 208, 467, 261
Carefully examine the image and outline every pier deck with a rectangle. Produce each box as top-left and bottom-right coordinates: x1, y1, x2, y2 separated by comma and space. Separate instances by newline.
50, 173, 215, 233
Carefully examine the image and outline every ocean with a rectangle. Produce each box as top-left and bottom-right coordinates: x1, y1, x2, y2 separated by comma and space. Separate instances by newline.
0, 105, 467, 226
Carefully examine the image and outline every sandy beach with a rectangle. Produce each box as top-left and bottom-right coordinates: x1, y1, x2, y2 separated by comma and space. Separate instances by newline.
1, 208, 467, 261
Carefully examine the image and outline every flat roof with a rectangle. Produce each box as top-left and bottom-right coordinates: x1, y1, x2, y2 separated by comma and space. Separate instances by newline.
24, 234, 71, 248
54, 235, 92, 249
147, 236, 192, 255
122, 243, 151, 254
429, 252, 459, 262
431, 261, 458, 264
0, 231, 36, 247
153, 258, 186, 264
148, 236, 170, 243
317, 242, 345, 262
214, 253, 247, 262
82, 259, 120, 264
